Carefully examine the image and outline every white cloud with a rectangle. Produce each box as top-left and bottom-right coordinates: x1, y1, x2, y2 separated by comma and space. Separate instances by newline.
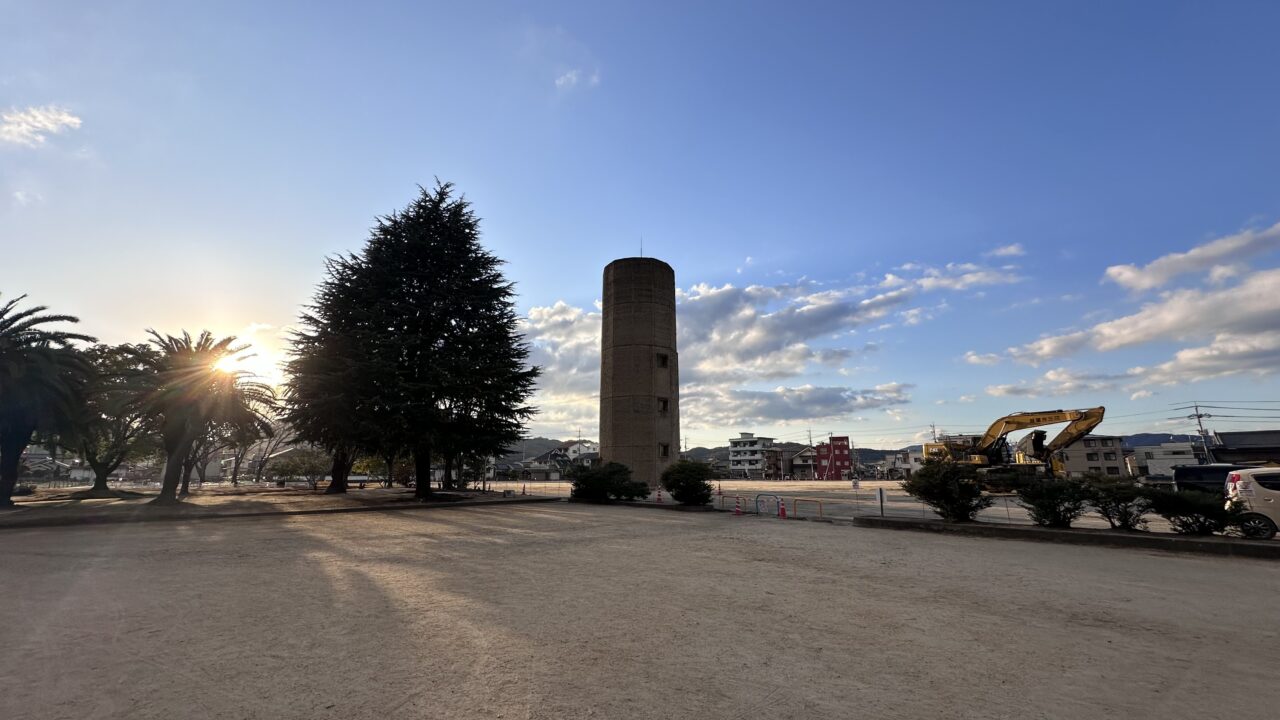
682, 382, 913, 428
985, 367, 1127, 398
1207, 263, 1246, 285
986, 243, 1025, 257
963, 350, 1000, 366
11, 190, 41, 206
957, 394, 976, 403
555, 67, 601, 91
1104, 221, 1280, 291
1137, 331, 1280, 386
914, 262, 1022, 292
1130, 390, 1153, 400
0, 105, 82, 147
1010, 268, 1280, 364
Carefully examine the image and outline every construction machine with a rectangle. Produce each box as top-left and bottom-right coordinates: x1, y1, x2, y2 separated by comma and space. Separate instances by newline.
924, 407, 1106, 478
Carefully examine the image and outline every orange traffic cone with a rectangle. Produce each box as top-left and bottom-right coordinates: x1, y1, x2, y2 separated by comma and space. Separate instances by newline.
716, 483, 723, 496
733, 496, 742, 516
778, 499, 788, 519
656, 487, 664, 504
521, 484, 527, 496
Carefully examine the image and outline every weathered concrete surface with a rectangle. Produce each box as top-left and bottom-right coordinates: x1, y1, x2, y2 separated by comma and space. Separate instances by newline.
600, 257, 680, 487
3, 503, 1277, 719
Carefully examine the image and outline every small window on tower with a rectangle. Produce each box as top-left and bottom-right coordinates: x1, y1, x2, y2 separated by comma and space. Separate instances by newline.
659, 443, 670, 458
657, 397, 669, 413
656, 353, 669, 368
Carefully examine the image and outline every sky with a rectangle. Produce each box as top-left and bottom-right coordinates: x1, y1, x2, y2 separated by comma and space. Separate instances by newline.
4, 1, 1280, 449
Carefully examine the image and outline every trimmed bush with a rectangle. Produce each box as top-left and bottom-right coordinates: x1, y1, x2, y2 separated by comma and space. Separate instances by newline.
1082, 474, 1150, 531
660, 461, 715, 506
901, 459, 992, 522
1144, 488, 1243, 536
13, 483, 36, 497
569, 462, 649, 502
1017, 478, 1090, 529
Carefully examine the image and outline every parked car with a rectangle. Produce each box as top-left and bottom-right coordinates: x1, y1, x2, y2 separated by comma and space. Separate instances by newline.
1226, 469, 1280, 540
1172, 463, 1251, 493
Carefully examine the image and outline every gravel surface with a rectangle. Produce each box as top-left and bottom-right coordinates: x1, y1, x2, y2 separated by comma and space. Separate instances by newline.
3, 503, 1277, 719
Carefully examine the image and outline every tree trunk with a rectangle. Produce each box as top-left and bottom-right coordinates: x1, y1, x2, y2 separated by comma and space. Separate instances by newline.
325, 447, 351, 494
153, 450, 187, 505
383, 455, 395, 488
414, 442, 433, 500
0, 428, 33, 507
443, 454, 455, 491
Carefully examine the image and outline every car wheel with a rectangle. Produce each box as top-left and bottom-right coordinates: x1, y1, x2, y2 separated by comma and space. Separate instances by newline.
1240, 514, 1278, 540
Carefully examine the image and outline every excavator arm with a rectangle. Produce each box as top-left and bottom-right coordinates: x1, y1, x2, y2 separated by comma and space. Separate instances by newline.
1043, 406, 1106, 455
974, 409, 1101, 453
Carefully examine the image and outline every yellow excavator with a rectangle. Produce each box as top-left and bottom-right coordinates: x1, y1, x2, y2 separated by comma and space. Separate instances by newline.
924, 407, 1106, 478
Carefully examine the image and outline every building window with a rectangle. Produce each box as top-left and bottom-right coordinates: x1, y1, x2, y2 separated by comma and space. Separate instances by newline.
1087, 453, 1099, 461
657, 397, 669, 413
1104, 452, 1116, 461
1061, 453, 1069, 461
1101, 439, 1114, 447
656, 353, 669, 368
1084, 440, 1096, 448
1089, 466, 1102, 473
1106, 467, 1121, 475
659, 443, 670, 458
1144, 452, 1154, 460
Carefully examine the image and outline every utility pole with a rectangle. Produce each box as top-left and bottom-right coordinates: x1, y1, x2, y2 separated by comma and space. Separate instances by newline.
930, 423, 937, 442
1186, 402, 1217, 463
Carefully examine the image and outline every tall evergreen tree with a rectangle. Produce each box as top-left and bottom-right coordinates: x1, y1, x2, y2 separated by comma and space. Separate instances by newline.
360, 182, 538, 499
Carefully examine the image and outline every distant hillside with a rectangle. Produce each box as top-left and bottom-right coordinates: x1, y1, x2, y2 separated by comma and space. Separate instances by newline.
498, 437, 576, 465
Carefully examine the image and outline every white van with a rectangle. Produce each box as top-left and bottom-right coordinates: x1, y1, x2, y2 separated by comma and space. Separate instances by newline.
1225, 469, 1280, 540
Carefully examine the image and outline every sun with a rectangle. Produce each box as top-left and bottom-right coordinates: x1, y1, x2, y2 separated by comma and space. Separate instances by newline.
213, 356, 242, 374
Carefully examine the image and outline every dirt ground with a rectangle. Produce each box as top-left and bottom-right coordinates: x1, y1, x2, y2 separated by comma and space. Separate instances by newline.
2, 503, 1277, 719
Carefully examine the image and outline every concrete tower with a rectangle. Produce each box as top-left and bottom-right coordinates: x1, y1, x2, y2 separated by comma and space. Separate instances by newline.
599, 257, 680, 487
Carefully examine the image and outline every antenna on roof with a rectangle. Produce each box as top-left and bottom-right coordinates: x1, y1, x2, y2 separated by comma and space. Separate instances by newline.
640, 235, 644, 258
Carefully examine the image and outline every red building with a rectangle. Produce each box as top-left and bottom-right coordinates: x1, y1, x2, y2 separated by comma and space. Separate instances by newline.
815, 436, 852, 480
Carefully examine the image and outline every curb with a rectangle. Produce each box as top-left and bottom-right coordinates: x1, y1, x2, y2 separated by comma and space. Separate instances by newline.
0, 495, 564, 531
844, 515, 1280, 559
566, 498, 715, 512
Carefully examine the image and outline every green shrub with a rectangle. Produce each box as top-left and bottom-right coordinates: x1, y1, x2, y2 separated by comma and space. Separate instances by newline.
569, 462, 649, 502
1082, 474, 1150, 531
901, 459, 992, 522
13, 483, 36, 497
660, 460, 715, 505
1017, 478, 1090, 528
978, 467, 1032, 494
1144, 488, 1243, 536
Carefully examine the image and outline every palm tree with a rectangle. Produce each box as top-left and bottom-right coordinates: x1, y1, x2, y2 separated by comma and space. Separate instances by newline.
134, 330, 274, 505
0, 295, 95, 506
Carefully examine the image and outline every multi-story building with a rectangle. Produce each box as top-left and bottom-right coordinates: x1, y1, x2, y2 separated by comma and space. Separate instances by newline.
728, 432, 773, 478
815, 436, 852, 480
763, 447, 785, 480
1056, 434, 1127, 478
789, 446, 817, 479
1126, 442, 1205, 478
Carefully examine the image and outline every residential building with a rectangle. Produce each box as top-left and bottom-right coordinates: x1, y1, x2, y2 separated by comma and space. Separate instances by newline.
1126, 442, 1206, 478
815, 436, 852, 480
1056, 434, 1128, 478
563, 440, 599, 460
789, 446, 817, 479
728, 432, 773, 478
763, 447, 785, 480
1212, 430, 1280, 464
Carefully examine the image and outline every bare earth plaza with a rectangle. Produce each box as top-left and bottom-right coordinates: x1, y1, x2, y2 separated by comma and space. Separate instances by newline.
4, 502, 1279, 720
8, 4, 1280, 719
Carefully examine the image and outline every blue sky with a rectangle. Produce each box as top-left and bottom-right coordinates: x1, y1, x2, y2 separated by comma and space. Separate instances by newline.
4, 1, 1280, 448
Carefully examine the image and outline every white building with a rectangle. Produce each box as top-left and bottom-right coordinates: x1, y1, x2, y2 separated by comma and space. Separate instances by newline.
1126, 442, 1204, 478
563, 440, 599, 460
728, 432, 774, 478
1057, 434, 1128, 478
